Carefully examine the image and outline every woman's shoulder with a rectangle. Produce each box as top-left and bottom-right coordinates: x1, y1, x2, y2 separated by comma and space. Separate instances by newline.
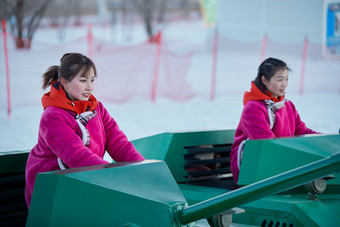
285, 99, 294, 106
96, 101, 105, 109
283, 99, 298, 113
243, 100, 268, 119
42, 106, 75, 121
43, 106, 67, 114
244, 100, 266, 111
94, 101, 107, 114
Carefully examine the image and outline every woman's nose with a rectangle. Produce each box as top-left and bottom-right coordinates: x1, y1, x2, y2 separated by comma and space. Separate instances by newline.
85, 82, 92, 90
283, 80, 288, 87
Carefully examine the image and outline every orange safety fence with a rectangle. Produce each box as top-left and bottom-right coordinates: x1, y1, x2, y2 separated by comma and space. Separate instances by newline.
1, 21, 339, 113
90, 31, 196, 103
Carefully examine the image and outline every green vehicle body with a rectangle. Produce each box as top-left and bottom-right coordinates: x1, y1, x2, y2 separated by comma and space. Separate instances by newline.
1, 130, 339, 226
132, 131, 340, 226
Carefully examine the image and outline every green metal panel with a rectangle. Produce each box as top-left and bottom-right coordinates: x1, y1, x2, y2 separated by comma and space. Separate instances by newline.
24, 136, 340, 226
178, 184, 230, 205
27, 160, 194, 227
175, 152, 340, 225
1, 131, 339, 226
0, 150, 29, 175
294, 200, 340, 226
132, 130, 235, 183
0, 150, 29, 226
168, 130, 235, 183
233, 195, 340, 226
133, 131, 340, 226
132, 132, 174, 161
238, 134, 340, 185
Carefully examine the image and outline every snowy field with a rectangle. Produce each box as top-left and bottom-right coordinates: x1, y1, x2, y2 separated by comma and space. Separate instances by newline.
0, 19, 339, 154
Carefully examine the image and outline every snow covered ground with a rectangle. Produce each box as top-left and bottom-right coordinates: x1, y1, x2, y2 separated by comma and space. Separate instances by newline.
0, 19, 339, 154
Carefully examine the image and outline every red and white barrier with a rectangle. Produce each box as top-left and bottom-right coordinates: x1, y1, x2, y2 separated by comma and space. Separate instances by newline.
299, 36, 308, 95
151, 31, 162, 102
1, 19, 11, 117
210, 27, 219, 101
87, 24, 93, 59
260, 34, 268, 63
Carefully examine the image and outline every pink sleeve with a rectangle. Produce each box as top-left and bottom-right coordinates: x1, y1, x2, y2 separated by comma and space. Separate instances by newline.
100, 104, 145, 162
242, 101, 276, 140
41, 109, 109, 168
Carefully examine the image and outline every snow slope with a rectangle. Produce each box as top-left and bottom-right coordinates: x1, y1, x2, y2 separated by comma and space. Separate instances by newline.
0, 19, 339, 153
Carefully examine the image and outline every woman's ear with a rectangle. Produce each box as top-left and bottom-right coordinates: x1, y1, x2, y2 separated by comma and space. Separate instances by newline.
261, 75, 268, 86
60, 77, 68, 90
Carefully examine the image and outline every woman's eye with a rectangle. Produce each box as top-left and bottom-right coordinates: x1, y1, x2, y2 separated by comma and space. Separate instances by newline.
80, 80, 86, 83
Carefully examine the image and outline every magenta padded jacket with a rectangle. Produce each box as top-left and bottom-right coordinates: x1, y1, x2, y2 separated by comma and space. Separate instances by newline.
230, 100, 317, 184
25, 102, 144, 208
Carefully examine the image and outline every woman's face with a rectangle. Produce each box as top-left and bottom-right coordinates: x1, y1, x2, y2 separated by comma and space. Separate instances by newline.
62, 67, 96, 101
262, 69, 289, 98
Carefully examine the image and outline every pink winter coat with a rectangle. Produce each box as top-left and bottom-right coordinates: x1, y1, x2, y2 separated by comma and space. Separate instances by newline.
230, 100, 317, 184
25, 102, 144, 208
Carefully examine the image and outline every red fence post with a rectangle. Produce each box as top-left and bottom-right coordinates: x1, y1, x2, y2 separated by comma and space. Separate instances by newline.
260, 34, 268, 63
339, 74, 340, 94
87, 24, 92, 59
210, 26, 218, 101
299, 36, 308, 95
151, 31, 162, 102
2, 19, 11, 117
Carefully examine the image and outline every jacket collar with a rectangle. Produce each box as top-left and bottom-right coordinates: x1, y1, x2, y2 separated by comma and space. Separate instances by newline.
243, 81, 284, 106
41, 81, 98, 114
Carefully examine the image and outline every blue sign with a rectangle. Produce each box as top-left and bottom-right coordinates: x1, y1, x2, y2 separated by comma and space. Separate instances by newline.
325, 2, 340, 56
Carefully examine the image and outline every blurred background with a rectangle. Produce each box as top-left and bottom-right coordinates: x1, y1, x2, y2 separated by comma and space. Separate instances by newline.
0, 0, 339, 151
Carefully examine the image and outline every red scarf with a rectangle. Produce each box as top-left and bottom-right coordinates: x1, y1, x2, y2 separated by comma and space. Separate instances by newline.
243, 81, 284, 106
41, 81, 98, 114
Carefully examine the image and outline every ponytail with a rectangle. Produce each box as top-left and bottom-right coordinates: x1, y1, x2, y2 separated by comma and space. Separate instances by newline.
42, 66, 59, 90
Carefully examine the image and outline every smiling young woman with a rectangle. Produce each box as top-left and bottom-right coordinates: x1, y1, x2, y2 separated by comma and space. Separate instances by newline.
229, 57, 318, 184
60, 67, 96, 101
25, 53, 145, 208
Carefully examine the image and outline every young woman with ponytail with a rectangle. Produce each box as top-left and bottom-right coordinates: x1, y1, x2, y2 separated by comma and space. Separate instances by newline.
230, 57, 318, 184
25, 53, 145, 208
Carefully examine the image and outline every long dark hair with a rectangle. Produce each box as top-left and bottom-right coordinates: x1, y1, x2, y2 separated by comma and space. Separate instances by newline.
254, 57, 290, 93
42, 53, 97, 89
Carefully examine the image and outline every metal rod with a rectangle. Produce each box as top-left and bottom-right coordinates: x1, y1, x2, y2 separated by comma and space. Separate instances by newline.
176, 152, 340, 225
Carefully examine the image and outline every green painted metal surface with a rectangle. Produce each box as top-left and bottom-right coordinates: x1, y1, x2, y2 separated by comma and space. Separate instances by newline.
178, 184, 230, 205
175, 152, 340, 225
132, 131, 340, 226
27, 160, 193, 227
25, 149, 340, 226
23, 131, 340, 226
233, 195, 340, 226
0, 150, 29, 175
238, 134, 340, 185
0, 150, 29, 226
132, 130, 235, 183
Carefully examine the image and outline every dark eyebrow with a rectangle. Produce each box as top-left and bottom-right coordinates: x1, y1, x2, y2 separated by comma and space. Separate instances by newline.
80, 74, 96, 79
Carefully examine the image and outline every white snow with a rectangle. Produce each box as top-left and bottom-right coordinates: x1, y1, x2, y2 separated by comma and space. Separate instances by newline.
0, 19, 339, 154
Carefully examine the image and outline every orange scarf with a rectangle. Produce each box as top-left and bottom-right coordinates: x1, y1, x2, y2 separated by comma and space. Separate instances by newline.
243, 81, 284, 106
41, 81, 98, 114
